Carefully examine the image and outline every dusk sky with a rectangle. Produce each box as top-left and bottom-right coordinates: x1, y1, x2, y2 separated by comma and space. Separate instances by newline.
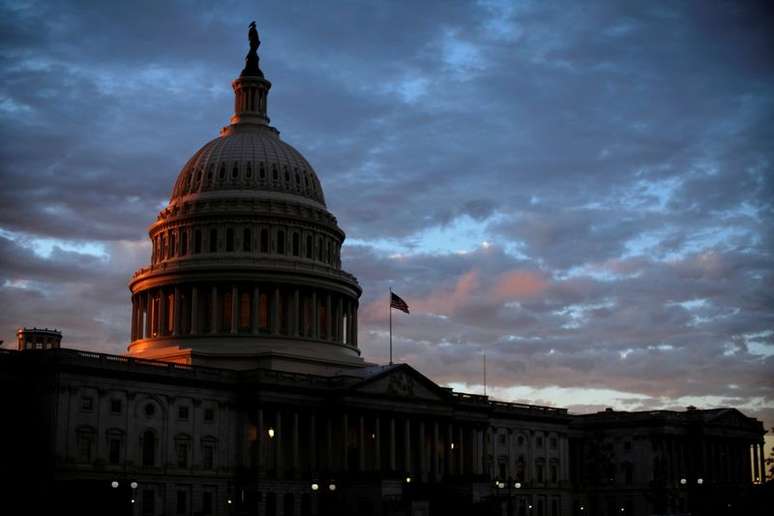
1, 1, 772, 433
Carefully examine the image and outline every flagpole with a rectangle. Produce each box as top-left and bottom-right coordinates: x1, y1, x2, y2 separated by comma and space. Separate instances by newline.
483, 351, 487, 397
389, 287, 393, 365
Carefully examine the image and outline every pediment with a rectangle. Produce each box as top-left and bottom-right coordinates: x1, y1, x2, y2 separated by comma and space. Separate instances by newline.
705, 409, 758, 430
349, 365, 449, 402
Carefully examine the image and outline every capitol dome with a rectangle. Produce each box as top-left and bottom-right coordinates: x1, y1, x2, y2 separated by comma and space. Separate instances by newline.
126, 28, 364, 374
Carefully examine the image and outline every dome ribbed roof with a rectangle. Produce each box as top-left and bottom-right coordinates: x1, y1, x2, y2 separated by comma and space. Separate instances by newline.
170, 129, 326, 206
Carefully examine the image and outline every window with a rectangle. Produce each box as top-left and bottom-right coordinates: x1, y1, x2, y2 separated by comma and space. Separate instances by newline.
306, 235, 312, 259
222, 290, 232, 332
260, 229, 269, 253
77, 429, 94, 462
176, 441, 189, 468
142, 429, 156, 466
160, 234, 166, 260
498, 434, 506, 445
239, 291, 251, 330
517, 435, 525, 446
317, 238, 323, 261
550, 437, 557, 449
624, 440, 632, 452
176, 491, 187, 514
536, 462, 545, 483
178, 406, 189, 420
226, 228, 234, 252
550, 464, 558, 483
169, 232, 176, 257
204, 408, 215, 422
292, 232, 299, 256
194, 229, 202, 254
142, 489, 155, 515
209, 228, 218, 253
202, 491, 213, 515
202, 443, 214, 469
243, 228, 251, 251
109, 437, 121, 465
624, 462, 633, 485
259, 293, 269, 331
81, 396, 94, 411
277, 231, 285, 254
144, 403, 155, 417
536, 436, 544, 448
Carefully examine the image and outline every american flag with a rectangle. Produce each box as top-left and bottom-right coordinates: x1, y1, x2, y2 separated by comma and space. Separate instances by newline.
390, 292, 410, 314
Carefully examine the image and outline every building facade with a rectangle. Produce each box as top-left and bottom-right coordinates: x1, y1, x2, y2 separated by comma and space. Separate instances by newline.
0, 25, 767, 516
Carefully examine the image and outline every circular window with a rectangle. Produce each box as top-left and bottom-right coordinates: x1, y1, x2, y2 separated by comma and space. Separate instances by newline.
144, 403, 156, 417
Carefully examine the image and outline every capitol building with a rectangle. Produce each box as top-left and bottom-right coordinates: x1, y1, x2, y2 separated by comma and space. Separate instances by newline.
0, 24, 766, 516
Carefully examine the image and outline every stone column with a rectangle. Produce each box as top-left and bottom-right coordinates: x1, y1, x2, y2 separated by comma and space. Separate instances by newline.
375, 416, 381, 471
447, 423, 454, 475
309, 413, 317, 473
458, 425, 465, 475
760, 443, 766, 482
343, 413, 349, 472
352, 304, 358, 347
272, 288, 280, 335
173, 286, 181, 336
390, 417, 396, 471
276, 411, 283, 477
257, 408, 265, 476
191, 286, 199, 335
145, 291, 152, 338
433, 421, 440, 481
405, 418, 411, 474
293, 289, 300, 337
211, 286, 219, 334
231, 286, 239, 334
312, 290, 319, 339
326, 294, 332, 341
130, 297, 137, 341
359, 415, 365, 471
337, 297, 344, 343
293, 412, 300, 477
327, 416, 333, 473
419, 420, 427, 481
477, 428, 484, 475
158, 287, 167, 336
252, 286, 260, 334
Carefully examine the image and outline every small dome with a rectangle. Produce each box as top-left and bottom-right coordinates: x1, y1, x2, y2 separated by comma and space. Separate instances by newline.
170, 128, 326, 206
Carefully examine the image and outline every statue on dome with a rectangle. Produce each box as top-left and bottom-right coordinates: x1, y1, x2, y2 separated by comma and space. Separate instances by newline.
242, 21, 263, 77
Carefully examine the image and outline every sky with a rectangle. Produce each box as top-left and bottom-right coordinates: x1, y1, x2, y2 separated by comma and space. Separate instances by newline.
1, 1, 773, 438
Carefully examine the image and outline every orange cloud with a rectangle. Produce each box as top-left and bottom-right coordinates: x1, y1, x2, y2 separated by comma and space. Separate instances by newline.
491, 270, 547, 302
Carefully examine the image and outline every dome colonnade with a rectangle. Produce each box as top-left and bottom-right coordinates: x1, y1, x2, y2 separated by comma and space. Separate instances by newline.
127, 29, 362, 371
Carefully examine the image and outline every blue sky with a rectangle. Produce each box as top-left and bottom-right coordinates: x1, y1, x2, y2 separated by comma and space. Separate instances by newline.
1, 0, 772, 432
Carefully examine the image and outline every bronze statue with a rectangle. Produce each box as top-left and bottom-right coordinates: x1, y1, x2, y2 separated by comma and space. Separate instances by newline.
242, 21, 263, 77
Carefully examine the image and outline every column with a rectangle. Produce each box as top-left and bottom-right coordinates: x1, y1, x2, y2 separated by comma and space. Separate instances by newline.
327, 416, 333, 473
359, 415, 365, 471
257, 408, 265, 475
326, 294, 332, 341
130, 297, 137, 341
458, 425, 465, 475
158, 287, 167, 336
173, 286, 181, 336
293, 289, 300, 337
293, 412, 299, 476
390, 417, 396, 471
309, 413, 317, 473
252, 286, 260, 335
337, 297, 344, 343
191, 286, 199, 335
211, 286, 218, 334
405, 418, 412, 474
231, 286, 238, 334
145, 291, 151, 338
272, 288, 280, 335
477, 427, 484, 475
375, 416, 381, 471
447, 423, 454, 475
352, 304, 358, 347
276, 411, 283, 477
343, 413, 349, 472
419, 420, 427, 481
433, 421, 440, 481
312, 290, 319, 339
760, 443, 766, 482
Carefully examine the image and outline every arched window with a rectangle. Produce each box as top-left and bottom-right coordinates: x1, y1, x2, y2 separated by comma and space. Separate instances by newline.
292, 232, 299, 256
209, 229, 217, 253
142, 429, 156, 466
306, 235, 313, 259
194, 229, 202, 254
226, 228, 234, 252
243, 228, 251, 252
232, 164, 239, 179
260, 229, 269, 253
277, 231, 285, 254
239, 291, 251, 331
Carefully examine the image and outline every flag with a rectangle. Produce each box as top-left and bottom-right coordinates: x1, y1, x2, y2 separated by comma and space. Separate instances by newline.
390, 291, 410, 314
